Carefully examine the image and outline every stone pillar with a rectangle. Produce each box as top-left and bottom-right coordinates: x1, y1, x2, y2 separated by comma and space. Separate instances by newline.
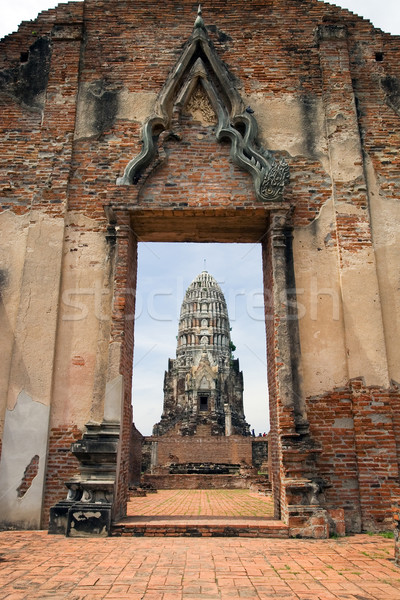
224, 404, 232, 436
49, 211, 138, 536
264, 211, 329, 538
150, 441, 158, 475
317, 25, 390, 387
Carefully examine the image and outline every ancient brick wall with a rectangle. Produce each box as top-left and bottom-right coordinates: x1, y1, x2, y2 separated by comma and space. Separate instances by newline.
148, 436, 253, 469
41, 426, 82, 526
130, 424, 144, 487
1, 0, 400, 534
142, 473, 250, 490
252, 438, 269, 473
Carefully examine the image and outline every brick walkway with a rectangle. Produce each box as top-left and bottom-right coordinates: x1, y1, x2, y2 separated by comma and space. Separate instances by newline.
116, 490, 282, 537
126, 490, 275, 517
0, 531, 399, 599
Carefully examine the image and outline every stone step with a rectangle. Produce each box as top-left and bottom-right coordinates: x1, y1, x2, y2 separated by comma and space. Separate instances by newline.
111, 517, 289, 538
141, 474, 251, 489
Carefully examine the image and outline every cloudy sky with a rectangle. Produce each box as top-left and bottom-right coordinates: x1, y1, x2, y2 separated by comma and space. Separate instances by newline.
2, 1, 399, 434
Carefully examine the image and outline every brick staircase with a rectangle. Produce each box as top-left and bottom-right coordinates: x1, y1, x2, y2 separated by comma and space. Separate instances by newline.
111, 516, 289, 537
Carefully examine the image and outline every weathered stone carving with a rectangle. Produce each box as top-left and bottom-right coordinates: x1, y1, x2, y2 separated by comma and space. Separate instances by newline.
186, 83, 217, 125
260, 159, 290, 202
117, 7, 289, 202
48, 422, 119, 537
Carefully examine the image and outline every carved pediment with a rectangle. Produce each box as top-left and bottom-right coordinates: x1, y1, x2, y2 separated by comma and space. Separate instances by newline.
117, 6, 289, 202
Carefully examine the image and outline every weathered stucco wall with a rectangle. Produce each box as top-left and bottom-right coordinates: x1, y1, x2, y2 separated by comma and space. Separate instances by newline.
51, 213, 114, 427
293, 200, 348, 398
0, 211, 30, 438
366, 157, 400, 384
0, 211, 65, 527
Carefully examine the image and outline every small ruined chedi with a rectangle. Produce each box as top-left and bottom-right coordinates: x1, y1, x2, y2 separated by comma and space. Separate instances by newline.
153, 270, 249, 438
1, 0, 400, 543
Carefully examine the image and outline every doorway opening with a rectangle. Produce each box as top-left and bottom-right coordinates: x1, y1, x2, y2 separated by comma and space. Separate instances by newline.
129, 241, 271, 520
199, 395, 209, 412
132, 242, 268, 438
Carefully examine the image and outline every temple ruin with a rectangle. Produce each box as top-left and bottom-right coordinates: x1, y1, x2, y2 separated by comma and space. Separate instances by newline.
1, 0, 400, 541
140, 269, 261, 489
154, 269, 249, 438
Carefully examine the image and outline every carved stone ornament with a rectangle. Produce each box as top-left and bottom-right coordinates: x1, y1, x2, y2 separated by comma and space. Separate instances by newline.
117, 6, 289, 202
48, 422, 119, 537
186, 83, 217, 126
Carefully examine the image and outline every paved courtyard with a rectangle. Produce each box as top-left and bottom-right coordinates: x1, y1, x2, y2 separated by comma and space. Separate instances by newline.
126, 489, 275, 517
0, 530, 399, 599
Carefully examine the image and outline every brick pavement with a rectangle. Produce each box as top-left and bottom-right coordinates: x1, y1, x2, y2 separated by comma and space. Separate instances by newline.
115, 490, 283, 537
126, 490, 275, 517
0, 531, 399, 599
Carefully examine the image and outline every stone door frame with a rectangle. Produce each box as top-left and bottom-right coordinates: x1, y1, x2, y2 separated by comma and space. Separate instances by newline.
107, 203, 324, 535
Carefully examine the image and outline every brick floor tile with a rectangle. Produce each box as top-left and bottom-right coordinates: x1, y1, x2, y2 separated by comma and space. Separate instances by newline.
0, 532, 400, 599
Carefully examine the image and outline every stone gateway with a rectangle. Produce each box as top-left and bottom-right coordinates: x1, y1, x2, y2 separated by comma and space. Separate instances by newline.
1, 0, 400, 541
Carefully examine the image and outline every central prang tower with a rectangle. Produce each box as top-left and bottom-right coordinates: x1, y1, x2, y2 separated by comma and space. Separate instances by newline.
153, 270, 250, 437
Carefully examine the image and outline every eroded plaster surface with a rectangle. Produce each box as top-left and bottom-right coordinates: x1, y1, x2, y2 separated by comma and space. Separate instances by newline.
51, 212, 115, 427
104, 375, 124, 423
339, 248, 390, 387
5, 213, 65, 410
0, 390, 50, 529
294, 193, 390, 391
247, 93, 329, 170
365, 156, 400, 384
293, 197, 348, 397
74, 84, 157, 139
325, 113, 364, 183
0, 211, 30, 439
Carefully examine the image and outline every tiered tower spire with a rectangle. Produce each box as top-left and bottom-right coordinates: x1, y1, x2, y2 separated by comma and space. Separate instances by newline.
153, 271, 249, 437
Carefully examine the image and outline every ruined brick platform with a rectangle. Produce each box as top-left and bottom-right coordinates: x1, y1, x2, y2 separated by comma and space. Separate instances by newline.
141, 474, 251, 490
112, 517, 289, 538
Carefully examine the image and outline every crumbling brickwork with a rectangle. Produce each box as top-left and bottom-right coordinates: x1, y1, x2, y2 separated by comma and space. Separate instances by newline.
16, 455, 40, 499
146, 435, 253, 470
41, 426, 82, 526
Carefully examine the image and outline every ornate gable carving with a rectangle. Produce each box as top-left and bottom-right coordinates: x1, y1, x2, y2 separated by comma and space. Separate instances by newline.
117, 7, 289, 202
186, 83, 217, 126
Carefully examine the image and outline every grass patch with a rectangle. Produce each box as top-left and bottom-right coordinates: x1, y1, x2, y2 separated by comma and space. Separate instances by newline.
379, 531, 395, 539
366, 530, 395, 539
